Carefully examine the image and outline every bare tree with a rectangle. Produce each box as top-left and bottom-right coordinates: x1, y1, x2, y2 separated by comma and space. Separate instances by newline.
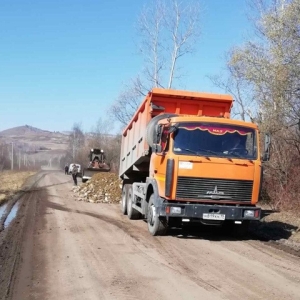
232, 0, 300, 126
68, 123, 85, 162
91, 117, 110, 138
0, 143, 10, 171
208, 61, 256, 122
87, 117, 113, 150
69, 118, 121, 173
109, 85, 144, 127
165, 0, 201, 88
212, 0, 300, 210
110, 0, 202, 126
138, 0, 165, 88
103, 135, 122, 173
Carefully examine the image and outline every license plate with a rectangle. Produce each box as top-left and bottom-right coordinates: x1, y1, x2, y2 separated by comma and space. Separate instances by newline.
203, 213, 225, 220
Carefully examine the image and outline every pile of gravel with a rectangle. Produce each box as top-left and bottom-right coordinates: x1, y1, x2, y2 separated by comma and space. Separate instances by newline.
73, 172, 122, 204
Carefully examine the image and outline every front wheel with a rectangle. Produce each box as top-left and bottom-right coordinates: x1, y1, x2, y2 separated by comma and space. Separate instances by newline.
147, 194, 167, 236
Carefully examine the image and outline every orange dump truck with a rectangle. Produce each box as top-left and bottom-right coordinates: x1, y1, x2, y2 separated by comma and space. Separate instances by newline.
119, 88, 270, 236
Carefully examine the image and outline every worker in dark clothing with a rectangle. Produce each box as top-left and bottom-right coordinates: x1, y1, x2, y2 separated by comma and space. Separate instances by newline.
65, 165, 69, 175
72, 165, 78, 186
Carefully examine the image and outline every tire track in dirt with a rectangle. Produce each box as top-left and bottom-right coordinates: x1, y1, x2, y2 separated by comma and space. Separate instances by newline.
0, 172, 49, 300
81, 227, 143, 300
6, 171, 300, 300
64, 203, 300, 299
84, 212, 221, 293
93, 206, 300, 300
34, 178, 146, 300
0, 172, 47, 232
41, 189, 222, 299
64, 205, 298, 299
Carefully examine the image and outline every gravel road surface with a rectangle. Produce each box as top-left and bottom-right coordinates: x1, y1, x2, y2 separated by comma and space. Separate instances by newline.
1, 171, 300, 300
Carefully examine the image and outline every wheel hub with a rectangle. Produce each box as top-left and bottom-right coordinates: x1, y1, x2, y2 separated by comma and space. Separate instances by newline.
148, 205, 156, 226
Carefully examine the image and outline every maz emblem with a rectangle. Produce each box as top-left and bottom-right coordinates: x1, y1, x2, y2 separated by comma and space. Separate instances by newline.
206, 186, 224, 195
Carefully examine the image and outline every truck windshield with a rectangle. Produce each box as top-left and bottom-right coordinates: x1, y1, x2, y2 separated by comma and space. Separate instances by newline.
173, 122, 257, 159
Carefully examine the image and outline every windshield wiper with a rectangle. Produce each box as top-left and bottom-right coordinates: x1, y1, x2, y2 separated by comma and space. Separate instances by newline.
182, 148, 213, 159
226, 151, 243, 158
196, 148, 219, 156
182, 148, 198, 155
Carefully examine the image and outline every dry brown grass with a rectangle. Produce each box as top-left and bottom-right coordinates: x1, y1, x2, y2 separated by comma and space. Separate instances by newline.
0, 171, 36, 204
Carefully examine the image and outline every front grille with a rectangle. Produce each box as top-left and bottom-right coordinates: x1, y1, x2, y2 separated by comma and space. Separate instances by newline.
176, 177, 253, 202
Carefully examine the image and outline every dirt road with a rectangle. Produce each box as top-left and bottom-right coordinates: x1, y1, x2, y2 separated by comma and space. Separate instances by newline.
1, 171, 300, 300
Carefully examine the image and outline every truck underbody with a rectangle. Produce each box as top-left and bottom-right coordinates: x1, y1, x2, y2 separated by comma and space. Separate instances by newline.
121, 179, 261, 236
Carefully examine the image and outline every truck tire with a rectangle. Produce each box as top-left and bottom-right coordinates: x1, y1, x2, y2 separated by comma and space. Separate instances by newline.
127, 186, 140, 220
146, 113, 178, 147
121, 184, 129, 215
147, 194, 168, 236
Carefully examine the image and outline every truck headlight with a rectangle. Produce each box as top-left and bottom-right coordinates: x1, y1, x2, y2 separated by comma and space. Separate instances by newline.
244, 210, 254, 217
170, 207, 181, 214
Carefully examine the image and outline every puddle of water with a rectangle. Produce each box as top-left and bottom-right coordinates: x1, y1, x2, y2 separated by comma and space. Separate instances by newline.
4, 201, 21, 228
0, 203, 8, 219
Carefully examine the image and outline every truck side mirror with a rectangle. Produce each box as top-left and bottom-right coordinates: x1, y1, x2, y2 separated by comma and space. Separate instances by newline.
154, 125, 162, 144
168, 123, 179, 134
262, 133, 271, 161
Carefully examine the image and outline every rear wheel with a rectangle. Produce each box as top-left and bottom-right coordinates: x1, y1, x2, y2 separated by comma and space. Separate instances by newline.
127, 186, 140, 220
147, 194, 168, 236
121, 184, 129, 215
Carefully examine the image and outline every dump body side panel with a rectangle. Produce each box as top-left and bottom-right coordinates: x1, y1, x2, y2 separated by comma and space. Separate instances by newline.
119, 95, 152, 179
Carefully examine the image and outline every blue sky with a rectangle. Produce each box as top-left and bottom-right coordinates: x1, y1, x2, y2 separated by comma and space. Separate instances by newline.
0, 0, 251, 133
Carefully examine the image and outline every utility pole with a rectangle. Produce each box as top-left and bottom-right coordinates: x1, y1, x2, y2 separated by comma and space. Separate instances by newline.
11, 142, 13, 170
73, 130, 75, 160
19, 150, 21, 170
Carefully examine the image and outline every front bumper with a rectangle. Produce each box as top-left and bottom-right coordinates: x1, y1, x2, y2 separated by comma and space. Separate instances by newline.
159, 203, 261, 221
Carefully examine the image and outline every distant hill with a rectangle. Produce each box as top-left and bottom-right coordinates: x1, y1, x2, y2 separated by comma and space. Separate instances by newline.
0, 125, 56, 137
0, 125, 69, 152
0, 125, 73, 170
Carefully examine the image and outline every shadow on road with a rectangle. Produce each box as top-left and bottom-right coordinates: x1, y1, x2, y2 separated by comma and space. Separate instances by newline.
169, 208, 298, 242
168, 221, 298, 242
249, 220, 298, 241
46, 200, 128, 232
45, 201, 298, 244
